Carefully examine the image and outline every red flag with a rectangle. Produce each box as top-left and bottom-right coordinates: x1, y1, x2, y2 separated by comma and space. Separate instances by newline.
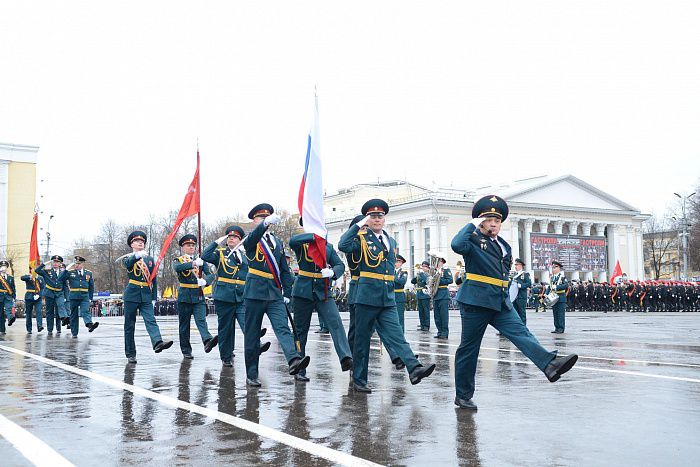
149, 152, 200, 284
609, 260, 623, 285
29, 212, 40, 278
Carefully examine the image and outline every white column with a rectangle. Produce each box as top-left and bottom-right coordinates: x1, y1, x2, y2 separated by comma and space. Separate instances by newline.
606, 223, 617, 281
397, 222, 408, 258
553, 220, 564, 234
580, 222, 594, 281
508, 217, 520, 262
593, 223, 607, 282
413, 219, 425, 264
523, 218, 534, 275
635, 227, 645, 280
438, 216, 449, 257
537, 219, 550, 283
0, 161, 9, 254
428, 216, 439, 255
626, 225, 637, 280
567, 221, 580, 280
537, 218, 550, 234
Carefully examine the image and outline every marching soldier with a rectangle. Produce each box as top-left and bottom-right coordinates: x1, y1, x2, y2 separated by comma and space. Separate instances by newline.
122, 230, 173, 363
289, 223, 353, 381
510, 258, 531, 324
432, 256, 453, 339
0, 260, 16, 333
35, 255, 70, 334
21, 269, 44, 333
451, 195, 577, 410
201, 225, 270, 367
339, 198, 435, 393
394, 255, 408, 332
411, 261, 432, 331
549, 261, 568, 333
242, 203, 309, 387
64, 256, 99, 337
173, 234, 218, 359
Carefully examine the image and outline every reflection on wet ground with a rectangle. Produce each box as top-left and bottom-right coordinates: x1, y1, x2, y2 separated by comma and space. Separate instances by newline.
1, 312, 700, 466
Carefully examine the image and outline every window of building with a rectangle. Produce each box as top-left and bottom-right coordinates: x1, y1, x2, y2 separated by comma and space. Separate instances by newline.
424, 227, 431, 255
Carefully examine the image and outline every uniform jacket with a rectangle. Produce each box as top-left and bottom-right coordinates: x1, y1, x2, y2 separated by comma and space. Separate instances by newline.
339, 224, 397, 308
411, 272, 431, 300
450, 223, 513, 312
393, 268, 408, 304
20, 274, 44, 301
202, 241, 247, 304
548, 273, 569, 304
65, 269, 95, 300
122, 253, 158, 303
173, 255, 206, 304
511, 271, 532, 301
35, 263, 68, 299
433, 267, 454, 301
289, 233, 345, 302
242, 221, 294, 301
0, 273, 16, 300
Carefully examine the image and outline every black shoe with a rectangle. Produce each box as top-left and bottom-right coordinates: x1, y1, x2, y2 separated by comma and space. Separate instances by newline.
183, 354, 194, 360
544, 354, 578, 383
204, 335, 219, 353
246, 378, 261, 387
288, 355, 311, 375
352, 383, 372, 393
409, 363, 436, 385
294, 374, 310, 382
71, 335, 78, 339
8, 317, 16, 326
341, 356, 353, 372
454, 397, 478, 410
260, 327, 267, 338
66, 323, 71, 330
259, 341, 271, 354
88, 322, 99, 332
38, 327, 44, 332
154, 340, 174, 353
222, 360, 233, 367
392, 358, 406, 371
551, 330, 558, 333
127, 356, 137, 364
61, 317, 70, 326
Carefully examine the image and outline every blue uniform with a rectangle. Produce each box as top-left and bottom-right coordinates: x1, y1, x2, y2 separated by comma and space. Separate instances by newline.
242, 221, 302, 380
451, 222, 557, 402
65, 268, 95, 336
433, 267, 454, 338
511, 271, 532, 324
412, 272, 431, 330
0, 273, 16, 332
338, 224, 421, 387
393, 268, 408, 331
20, 274, 44, 332
202, 241, 249, 362
35, 262, 69, 333
549, 273, 568, 332
289, 233, 351, 376
173, 255, 214, 356
121, 253, 164, 357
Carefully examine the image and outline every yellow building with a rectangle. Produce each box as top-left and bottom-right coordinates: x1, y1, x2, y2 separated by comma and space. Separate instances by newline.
1, 142, 39, 297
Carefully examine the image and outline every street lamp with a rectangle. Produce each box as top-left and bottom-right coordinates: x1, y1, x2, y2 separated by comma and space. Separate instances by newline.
45, 214, 54, 261
674, 192, 695, 280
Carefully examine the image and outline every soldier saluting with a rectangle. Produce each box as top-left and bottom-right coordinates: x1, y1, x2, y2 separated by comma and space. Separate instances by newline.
122, 230, 173, 363
451, 195, 578, 410
64, 255, 99, 337
35, 255, 71, 334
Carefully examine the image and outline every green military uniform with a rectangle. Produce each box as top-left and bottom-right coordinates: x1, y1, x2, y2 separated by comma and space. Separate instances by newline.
412, 268, 432, 331
510, 259, 532, 325
432, 264, 453, 338
173, 234, 216, 358
393, 256, 408, 332
290, 232, 352, 379
20, 273, 44, 333
65, 256, 98, 337
35, 257, 70, 333
549, 261, 568, 333
0, 261, 17, 332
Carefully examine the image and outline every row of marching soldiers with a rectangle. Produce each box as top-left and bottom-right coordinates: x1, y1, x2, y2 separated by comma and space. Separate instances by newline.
0, 256, 99, 337
531, 279, 700, 312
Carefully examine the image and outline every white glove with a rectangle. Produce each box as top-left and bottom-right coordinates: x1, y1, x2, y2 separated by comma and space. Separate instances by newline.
283, 297, 290, 304
134, 250, 148, 259
357, 215, 371, 228
152, 300, 156, 307
0, 266, 6, 273
197, 278, 207, 287
264, 213, 281, 226
216, 235, 228, 246
321, 268, 334, 278
471, 218, 484, 228
193, 258, 204, 267
33, 294, 40, 301
517, 283, 522, 289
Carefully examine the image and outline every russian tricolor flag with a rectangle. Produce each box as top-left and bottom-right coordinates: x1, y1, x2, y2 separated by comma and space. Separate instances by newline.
297, 92, 327, 269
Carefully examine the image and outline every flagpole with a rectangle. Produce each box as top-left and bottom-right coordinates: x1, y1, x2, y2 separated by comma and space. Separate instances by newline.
196, 143, 204, 297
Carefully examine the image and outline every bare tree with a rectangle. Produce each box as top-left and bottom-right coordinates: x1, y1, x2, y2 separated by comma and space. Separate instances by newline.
643, 214, 678, 279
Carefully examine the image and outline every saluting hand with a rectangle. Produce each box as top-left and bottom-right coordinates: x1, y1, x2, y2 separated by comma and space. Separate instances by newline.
216, 235, 228, 246
264, 213, 281, 226
357, 215, 371, 228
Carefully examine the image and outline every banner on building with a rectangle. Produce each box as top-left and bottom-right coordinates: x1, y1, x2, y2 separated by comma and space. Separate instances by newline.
530, 233, 607, 271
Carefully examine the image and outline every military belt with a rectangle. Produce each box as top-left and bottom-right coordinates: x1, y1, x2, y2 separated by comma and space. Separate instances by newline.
70, 288, 89, 292
465, 273, 509, 288
45, 284, 62, 292
350, 275, 359, 281
556, 290, 566, 294
26, 289, 37, 293
129, 279, 149, 287
217, 277, 246, 285
179, 283, 200, 289
438, 285, 448, 289
298, 270, 323, 279
248, 268, 274, 280
359, 272, 394, 281
394, 289, 405, 293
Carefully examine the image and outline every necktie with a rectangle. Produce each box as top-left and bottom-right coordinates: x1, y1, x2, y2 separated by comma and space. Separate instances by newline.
265, 234, 274, 250
492, 238, 503, 256
378, 235, 384, 250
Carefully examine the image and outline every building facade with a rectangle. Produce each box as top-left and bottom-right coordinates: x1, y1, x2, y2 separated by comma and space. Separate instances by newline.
324, 175, 649, 284
0, 142, 39, 296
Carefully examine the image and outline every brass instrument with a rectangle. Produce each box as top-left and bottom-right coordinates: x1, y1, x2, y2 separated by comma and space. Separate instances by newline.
424, 250, 445, 298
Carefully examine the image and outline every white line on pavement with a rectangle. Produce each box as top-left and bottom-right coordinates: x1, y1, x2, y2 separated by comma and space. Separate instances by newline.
0, 414, 75, 467
0, 344, 381, 467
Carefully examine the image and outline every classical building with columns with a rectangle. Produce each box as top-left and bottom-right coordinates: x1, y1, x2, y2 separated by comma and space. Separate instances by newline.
324, 175, 649, 283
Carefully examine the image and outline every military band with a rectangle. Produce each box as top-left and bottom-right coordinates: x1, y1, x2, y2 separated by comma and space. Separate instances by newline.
393, 255, 408, 332
510, 258, 531, 325
432, 256, 453, 339
411, 261, 432, 331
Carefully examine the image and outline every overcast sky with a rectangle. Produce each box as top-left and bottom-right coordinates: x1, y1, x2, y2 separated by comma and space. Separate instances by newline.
2, 1, 699, 255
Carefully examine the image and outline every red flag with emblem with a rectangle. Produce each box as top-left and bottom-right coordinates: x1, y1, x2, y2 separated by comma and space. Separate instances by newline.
149, 152, 200, 285
29, 212, 40, 278
609, 260, 622, 285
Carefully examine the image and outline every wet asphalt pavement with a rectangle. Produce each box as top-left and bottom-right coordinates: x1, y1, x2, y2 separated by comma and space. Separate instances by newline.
1, 310, 700, 466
